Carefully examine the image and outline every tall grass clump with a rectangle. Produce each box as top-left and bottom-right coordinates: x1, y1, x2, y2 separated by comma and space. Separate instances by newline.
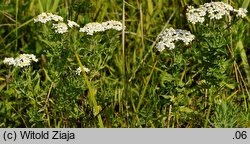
0, 0, 250, 128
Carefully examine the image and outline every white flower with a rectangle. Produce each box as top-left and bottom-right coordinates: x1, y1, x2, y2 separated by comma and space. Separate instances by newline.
102, 20, 123, 31
79, 22, 105, 35
3, 54, 38, 68
49, 13, 63, 22
156, 27, 195, 51
186, 2, 246, 24
67, 20, 80, 28
156, 42, 166, 52
76, 66, 90, 75
186, 6, 206, 24
79, 20, 124, 35
34, 13, 63, 24
20, 54, 38, 62
235, 8, 248, 18
3, 58, 16, 65
34, 12, 51, 23
203, 2, 233, 20
52, 23, 68, 34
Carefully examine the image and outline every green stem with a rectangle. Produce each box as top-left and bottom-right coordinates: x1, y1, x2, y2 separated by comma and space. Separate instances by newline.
74, 51, 104, 128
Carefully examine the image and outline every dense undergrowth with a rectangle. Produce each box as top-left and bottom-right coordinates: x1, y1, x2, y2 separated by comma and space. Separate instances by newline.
0, 0, 250, 128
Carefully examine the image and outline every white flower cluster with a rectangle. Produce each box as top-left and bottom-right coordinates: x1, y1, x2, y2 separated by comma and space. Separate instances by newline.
34, 12, 63, 23
34, 13, 123, 35
52, 20, 79, 34
186, 2, 248, 24
79, 20, 123, 35
67, 20, 80, 28
204, 2, 234, 20
76, 66, 90, 75
235, 8, 248, 18
156, 27, 195, 52
34, 13, 80, 34
52, 23, 68, 34
3, 54, 38, 68
186, 6, 206, 24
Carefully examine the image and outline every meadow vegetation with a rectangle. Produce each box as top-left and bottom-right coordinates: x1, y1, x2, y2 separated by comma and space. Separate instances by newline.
0, 0, 250, 128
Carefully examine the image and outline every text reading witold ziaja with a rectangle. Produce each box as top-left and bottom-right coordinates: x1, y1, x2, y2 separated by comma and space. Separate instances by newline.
19, 131, 75, 141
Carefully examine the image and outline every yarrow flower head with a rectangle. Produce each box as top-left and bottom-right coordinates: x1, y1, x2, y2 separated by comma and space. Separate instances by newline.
67, 20, 80, 28
156, 27, 195, 52
186, 6, 206, 24
34, 12, 63, 24
101, 20, 123, 31
3, 58, 15, 65
79, 22, 104, 35
203, 2, 234, 20
52, 23, 68, 34
76, 66, 90, 75
3, 54, 38, 68
235, 8, 248, 18
34, 13, 80, 34
79, 20, 123, 35
186, 2, 247, 24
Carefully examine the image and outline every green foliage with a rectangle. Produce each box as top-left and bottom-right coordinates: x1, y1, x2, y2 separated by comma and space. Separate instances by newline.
0, 0, 250, 128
